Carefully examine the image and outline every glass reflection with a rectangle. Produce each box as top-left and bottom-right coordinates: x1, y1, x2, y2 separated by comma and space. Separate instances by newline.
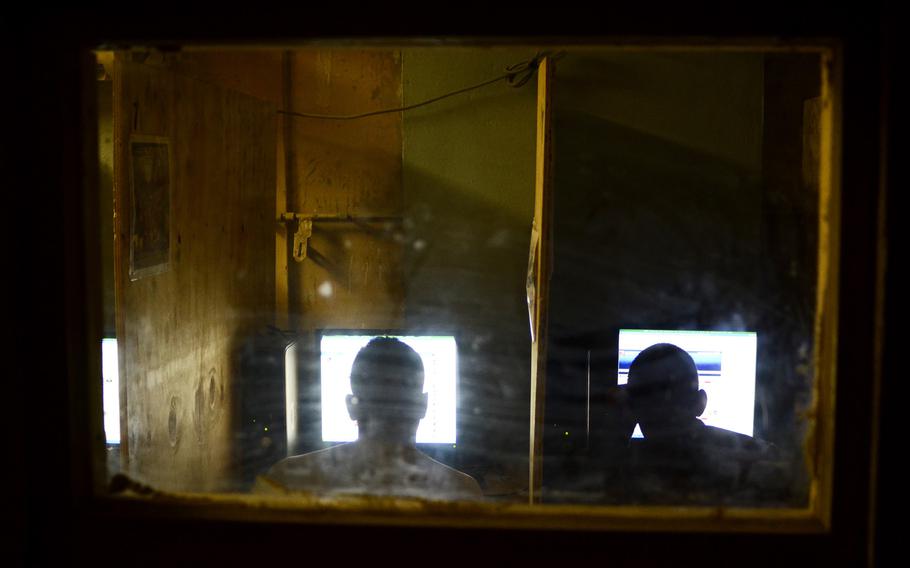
97, 47, 826, 509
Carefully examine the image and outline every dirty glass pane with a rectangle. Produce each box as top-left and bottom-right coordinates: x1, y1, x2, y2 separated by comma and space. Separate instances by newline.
94, 46, 829, 512
543, 51, 823, 506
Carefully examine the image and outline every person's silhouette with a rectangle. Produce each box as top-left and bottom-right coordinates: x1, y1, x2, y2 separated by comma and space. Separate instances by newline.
261, 337, 483, 500
624, 343, 778, 504
596, 383, 638, 504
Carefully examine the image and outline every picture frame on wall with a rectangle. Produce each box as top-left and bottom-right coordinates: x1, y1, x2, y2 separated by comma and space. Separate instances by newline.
128, 134, 171, 280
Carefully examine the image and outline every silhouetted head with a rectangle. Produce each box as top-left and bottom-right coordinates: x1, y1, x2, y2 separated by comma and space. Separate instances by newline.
626, 343, 707, 440
345, 337, 428, 441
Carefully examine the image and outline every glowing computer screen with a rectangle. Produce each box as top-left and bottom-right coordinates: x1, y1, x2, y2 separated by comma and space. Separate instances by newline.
320, 334, 457, 444
618, 329, 757, 438
101, 338, 121, 444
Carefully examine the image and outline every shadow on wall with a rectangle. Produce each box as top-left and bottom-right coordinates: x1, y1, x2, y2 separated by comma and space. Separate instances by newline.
402, 164, 535, 500
549, 108, 764, 337
542, 107, 813, 507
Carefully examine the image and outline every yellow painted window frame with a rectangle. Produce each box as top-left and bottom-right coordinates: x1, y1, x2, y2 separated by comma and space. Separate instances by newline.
90, 40, 841, 534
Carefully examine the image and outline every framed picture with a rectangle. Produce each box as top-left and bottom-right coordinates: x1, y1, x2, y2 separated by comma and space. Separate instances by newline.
128, 135, 171, 279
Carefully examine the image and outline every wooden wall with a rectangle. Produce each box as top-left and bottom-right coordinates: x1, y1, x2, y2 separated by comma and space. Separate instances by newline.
98, 80, 115, 338
112, 49, 404, 485
286, 49, 404, 332
169, 51, 292, 334
113, 55, 276, 491
282, 50, 404, 451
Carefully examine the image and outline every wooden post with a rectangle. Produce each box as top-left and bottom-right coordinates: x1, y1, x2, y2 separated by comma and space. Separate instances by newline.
812, 48, 841, 530
529, 56, 554, 504
276, 51, 293, 331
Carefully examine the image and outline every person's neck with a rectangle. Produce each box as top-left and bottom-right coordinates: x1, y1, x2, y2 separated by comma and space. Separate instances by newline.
356, 420, 418, 445
644, 417, 704, 444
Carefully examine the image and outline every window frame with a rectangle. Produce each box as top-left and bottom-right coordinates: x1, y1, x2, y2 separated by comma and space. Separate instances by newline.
33, 21, 886, 565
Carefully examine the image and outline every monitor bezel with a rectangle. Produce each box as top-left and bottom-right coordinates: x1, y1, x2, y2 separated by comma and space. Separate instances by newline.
314, 328, 463, 449
617, 328, 759, 438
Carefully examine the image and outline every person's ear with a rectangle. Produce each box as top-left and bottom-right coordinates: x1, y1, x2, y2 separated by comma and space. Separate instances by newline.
346, 394, 361, 421
418, 392, 428, 419
694, 389, 708, 417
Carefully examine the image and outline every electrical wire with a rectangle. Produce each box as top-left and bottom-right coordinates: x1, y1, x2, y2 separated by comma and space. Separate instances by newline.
277, 51, 562, 121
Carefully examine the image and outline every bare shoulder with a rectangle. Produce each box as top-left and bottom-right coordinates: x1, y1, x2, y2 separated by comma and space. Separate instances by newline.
265, 444, 354, 485
702, 425, 777, 460
417, 452, 484, 499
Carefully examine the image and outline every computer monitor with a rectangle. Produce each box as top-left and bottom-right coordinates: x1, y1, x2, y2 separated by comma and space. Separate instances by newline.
101, 338, 120, 445
319, 333, 458, 445
618, 329, 757, 438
